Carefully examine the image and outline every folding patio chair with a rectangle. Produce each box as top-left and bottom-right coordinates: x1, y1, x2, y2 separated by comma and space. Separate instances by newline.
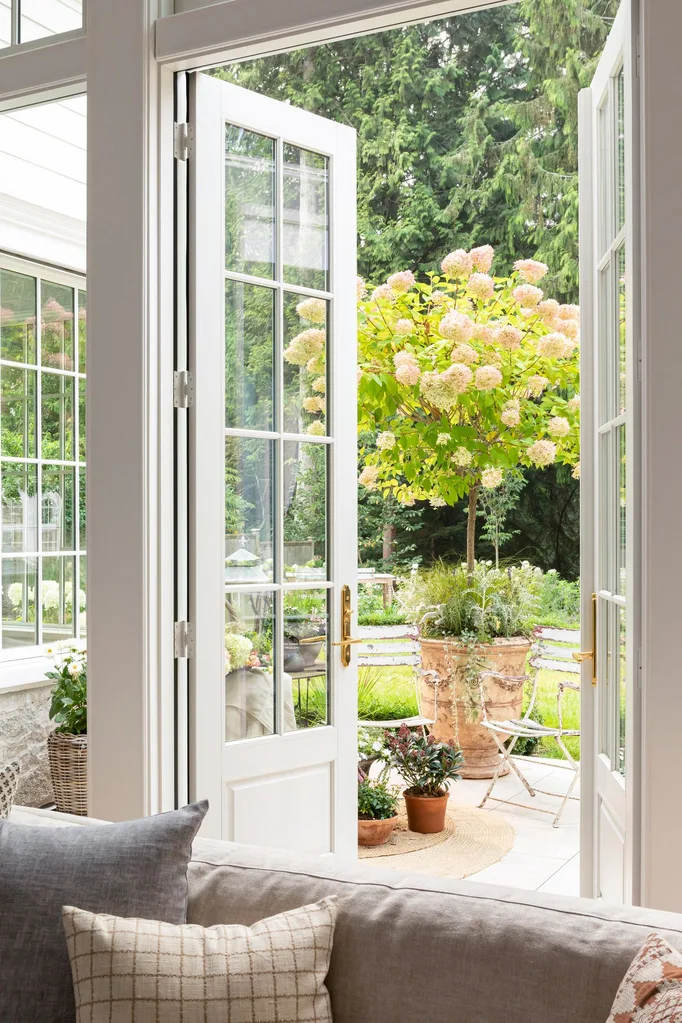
477, 668, 580, 828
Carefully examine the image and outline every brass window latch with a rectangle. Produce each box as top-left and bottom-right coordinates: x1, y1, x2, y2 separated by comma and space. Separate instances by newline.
332, 584, 362, 667
572, 592, 597, 686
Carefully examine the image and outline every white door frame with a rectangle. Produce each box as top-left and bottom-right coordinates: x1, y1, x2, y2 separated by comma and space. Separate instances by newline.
4, 0, 682, 910
578, 0, 641, 904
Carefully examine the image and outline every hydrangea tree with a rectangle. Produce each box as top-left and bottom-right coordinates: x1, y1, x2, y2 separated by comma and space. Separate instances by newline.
357, 246, 580, 573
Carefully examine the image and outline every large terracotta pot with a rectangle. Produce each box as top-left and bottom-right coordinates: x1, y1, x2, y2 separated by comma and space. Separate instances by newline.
403, 791, 449, 834
358, 816, 399, 846
420, 636, 532, 779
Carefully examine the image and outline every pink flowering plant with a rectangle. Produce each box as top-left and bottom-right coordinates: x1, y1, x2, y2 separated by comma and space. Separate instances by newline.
384, 722, 463, 797
357, 247, 580, 571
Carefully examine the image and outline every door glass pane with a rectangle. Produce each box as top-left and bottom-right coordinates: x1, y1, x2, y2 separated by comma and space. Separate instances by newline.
598, 262, 612, 425
282, 146, 329, 291
225, 126, 275, 280
225, 280, 275, 431
617, 244, 626, 415
283, 440, 327, 580
2, 463, 37, 552
225, 590, 276, 741
283, 291, 328, 435
225, 436, 274, 585
2, 556, 37, 648
42, 466, 74, 551
1, 366, 36, 458
598, 431, 611, 591
598, 595, 610, 757
0, 1, 10, 47
1, 269, 36, 363
619, 607, 626, 776
79, 554, 87, 635
42, 554, 74, 643
617, 68, 626, 232
77, 290, 86, 374
41, 281, 74, 370
283, 588, 329, 730
41, 372, 75, 460
618, 425, 626, 596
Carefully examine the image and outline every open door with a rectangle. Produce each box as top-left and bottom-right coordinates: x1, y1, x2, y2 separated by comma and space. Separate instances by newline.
185, 72, 358, 855
578, 0, 641, 902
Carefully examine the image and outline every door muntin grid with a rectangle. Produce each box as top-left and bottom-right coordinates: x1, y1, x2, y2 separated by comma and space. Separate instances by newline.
224, 122, 332, 743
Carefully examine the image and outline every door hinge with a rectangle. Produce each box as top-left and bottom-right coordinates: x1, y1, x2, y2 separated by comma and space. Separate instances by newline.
174, 122, 193, 161
173, 369, 194, 408
174, 621, 194, 659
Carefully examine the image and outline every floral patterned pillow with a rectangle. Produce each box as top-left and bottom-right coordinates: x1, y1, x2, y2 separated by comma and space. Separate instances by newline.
0, 760, 20, 818
607, 933, 682, 1023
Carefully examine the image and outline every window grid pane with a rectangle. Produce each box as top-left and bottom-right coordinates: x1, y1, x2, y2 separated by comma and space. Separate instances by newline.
0, 263, 86, 652
0, 0, 84, 49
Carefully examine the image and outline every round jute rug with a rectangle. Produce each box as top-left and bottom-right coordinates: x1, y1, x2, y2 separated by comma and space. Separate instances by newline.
358, 803, 514, 879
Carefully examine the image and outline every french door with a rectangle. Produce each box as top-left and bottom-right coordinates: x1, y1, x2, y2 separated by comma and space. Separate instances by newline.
184, 72, 358, 854
579, 0, 641, 902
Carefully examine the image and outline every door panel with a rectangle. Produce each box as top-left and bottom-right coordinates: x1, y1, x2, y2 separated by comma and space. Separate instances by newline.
579, 0, 640, 902
188, 72, 358, 855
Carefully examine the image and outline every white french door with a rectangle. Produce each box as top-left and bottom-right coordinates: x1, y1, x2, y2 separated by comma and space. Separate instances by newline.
185, 72, 358, 855
579, 0, 641, 903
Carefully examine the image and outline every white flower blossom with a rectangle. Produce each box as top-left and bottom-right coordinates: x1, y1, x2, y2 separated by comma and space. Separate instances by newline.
296, 297, 326, 324
307, 421, 326, 437
468, 273, 495, 301
528, 439, 557, 467
481, 467, 504, 489
395, 318, 413, 335
429, 497, 447, 508
548, 416, 570, 438
376, 431, 396, 450
372, 283, 395, 303
514, 259, 549, 284
537, 332, 569, 359
572, 462, 581, 480
494, 324, 523, 351
436, 432, 450, 446
450, 343, 477, 365
513, 284, 543, 307
501, 399, 521, 427
474, 365, 503, 390
452, 447, 473, 467
469, 245, 495, 272
359, 465, 380, 489
387, 270, 415, 294
439, 310, 474, 343
441, 249, 473, 278
568, 395, 580, 412
527, 375, 549, 396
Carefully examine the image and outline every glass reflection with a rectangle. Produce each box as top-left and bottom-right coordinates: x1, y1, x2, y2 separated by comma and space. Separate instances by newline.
283, 588, 329, 730
283, 441, 327, 580
225, 125, 275, 279
283, 291, 327, 435
282, 145, 329, 291
225, 281, 275, 431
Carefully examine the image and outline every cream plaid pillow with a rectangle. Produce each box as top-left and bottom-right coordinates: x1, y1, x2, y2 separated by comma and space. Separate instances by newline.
62, 898, 337, 1023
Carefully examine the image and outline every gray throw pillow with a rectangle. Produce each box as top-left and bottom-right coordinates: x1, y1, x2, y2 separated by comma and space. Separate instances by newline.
0, 800, 207, 1023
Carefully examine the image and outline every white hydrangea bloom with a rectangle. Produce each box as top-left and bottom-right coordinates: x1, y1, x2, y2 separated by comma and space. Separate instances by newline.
514, 259, 549, 284
528, 439, 557, 467
439, 310, 474, 342
568, 394, 580, 412
395, 318, 413, 335
312, 376, 326, 394
359, 465, 380, 489
429, 497, 447, 508
441, 249, 473, 278
387, 270, 415, 293
481, 467, 504, 489
513, 284, 543, 307
372, 283, 395, 303
572, 462, 581, 480
474, 365, 503, 390
527, 375, 549, 396
468, 273, 495, 301
494, 324, 523, 351
548, 416, 570, 437
436, 432, 450, 446
452, 447, 473, 467
296, 297, 326, 324
283, 328, 325, 365
537, 332, 570, 359
450, 343, 477, 365
307, 421, 326, 437
501, 399, 521, 427
469, 245, 495, 272
376, 431, 396, 450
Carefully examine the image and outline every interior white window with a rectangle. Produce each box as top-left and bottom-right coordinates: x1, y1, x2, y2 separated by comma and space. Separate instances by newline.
0, 0, 83, 49
0, 255, 87, 657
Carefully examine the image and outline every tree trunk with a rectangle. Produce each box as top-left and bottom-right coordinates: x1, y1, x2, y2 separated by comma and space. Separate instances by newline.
382, 522, 396, 562
466, 486, 479, 575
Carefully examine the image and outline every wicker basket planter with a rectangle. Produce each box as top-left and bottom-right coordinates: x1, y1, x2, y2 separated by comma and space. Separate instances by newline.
47, 730, 88, 816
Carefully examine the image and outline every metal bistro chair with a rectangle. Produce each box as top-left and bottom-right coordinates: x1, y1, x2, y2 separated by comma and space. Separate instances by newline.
477, 667, 580, 828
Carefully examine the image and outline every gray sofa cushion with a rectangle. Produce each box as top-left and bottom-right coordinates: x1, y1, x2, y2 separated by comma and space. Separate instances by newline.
0, 800, 207, 1023
188, 838, 682, 1023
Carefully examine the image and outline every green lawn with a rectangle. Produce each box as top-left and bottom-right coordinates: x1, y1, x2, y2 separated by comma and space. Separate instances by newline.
361, 664, 580, 761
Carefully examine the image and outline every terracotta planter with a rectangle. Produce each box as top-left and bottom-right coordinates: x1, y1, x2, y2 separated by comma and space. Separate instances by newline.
420, 636, 531, 779
47, 730, 88, 816
358, 815, 399, 846
403, 791, 449, 834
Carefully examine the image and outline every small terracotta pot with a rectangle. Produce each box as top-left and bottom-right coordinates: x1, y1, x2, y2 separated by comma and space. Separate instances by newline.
358, 815, 399, 847
403, 790, 449, 834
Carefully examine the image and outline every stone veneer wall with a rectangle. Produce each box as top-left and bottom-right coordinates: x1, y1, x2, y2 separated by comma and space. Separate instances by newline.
0, 683, 54, 807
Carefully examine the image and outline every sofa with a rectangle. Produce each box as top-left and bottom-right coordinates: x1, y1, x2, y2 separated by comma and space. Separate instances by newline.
11, 806, 682, 1023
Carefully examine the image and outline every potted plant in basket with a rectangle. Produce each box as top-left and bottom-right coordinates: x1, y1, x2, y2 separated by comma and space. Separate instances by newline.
357, 777, 400, 847
400, 559, 541, 779
45, 643, 87, 816
384, 723, 463, 834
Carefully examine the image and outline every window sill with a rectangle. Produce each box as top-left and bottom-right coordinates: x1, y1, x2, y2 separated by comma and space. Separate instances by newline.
0, 654, 51, 694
